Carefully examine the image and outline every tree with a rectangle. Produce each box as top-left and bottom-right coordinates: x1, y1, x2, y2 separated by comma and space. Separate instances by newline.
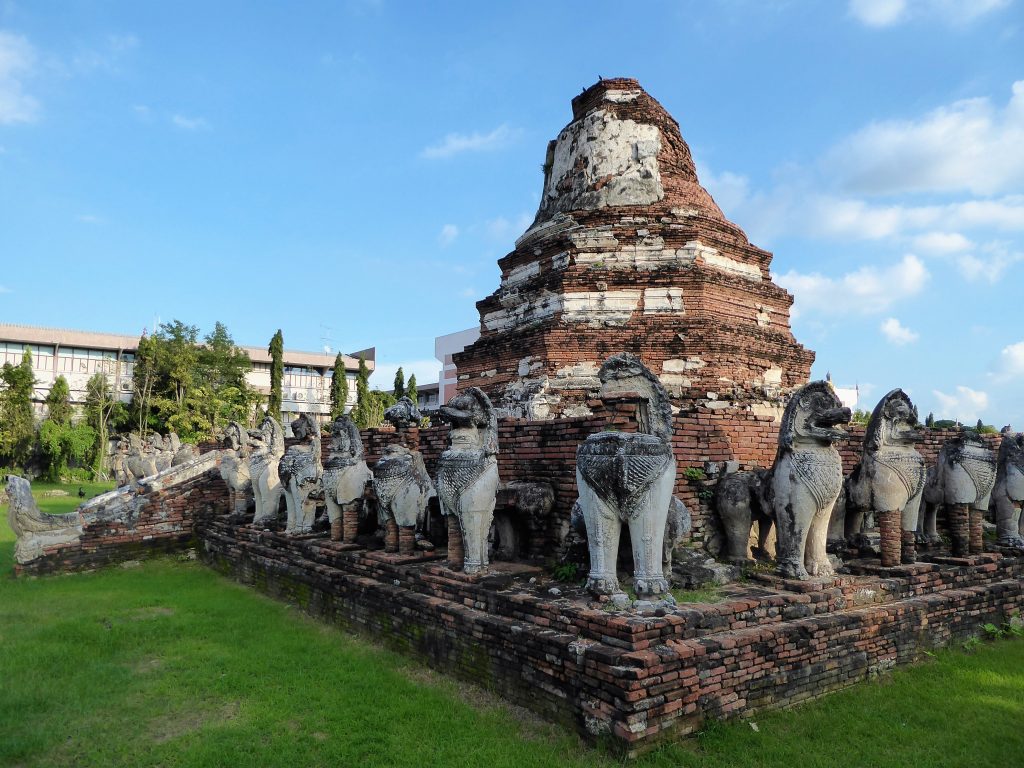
329, 353, 349, 419
38, 418, 94, 481
132, 332, 160, 436
350, 355, 374, 428
268, 329, 284, 420
850, 408, 871, 426
0, 348, 37, 469
393, 367, 405, 399
196, 322, 258, 435
45, 375, 73, 425
925, 412, 935, 428
85, 373, 120, 479
406, 373, 418, 405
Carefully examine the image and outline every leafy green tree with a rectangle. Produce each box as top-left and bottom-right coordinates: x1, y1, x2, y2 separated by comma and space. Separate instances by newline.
196, 322, 258, 434
925, 412, 935, 428
329, 353, 349, 419
268, 329, 284, 420
132, 332, 160, 436
85, 373, 123, 479
38, 418, 95, 481
0, 348, 37, 469
851, 408, 871, 426
406, 374, 417, 405
393, 367, 405, 399
350, 356, 373, 428
45, 375, 73, 425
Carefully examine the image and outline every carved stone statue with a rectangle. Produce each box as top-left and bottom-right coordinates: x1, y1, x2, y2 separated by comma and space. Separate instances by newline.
575, 353, 677, 597
279, 413, 323, 535
758, 381, 850, 580
992, 428, 1024, 547
918, 432, 996, 556
437, 387, 500, 574
6, 475, 82, 564
845, 390, 925, 566
373, 445, 434, 554
321, 415, 372, 542
248, 416, 285, 527
111, 436, 131, 488
218, 422, 253, 516
715, 468, 773, 563
383, 396, 422, 429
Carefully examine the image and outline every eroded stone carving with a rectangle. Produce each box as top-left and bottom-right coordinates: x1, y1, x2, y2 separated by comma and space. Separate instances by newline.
437, 387, 500, 574
248, 416, 285, 527
219, 422, 252, 516
918, 432, 996, 556
321, 415, 371, 542
737, 381, 851, 580
373, 445, 434, 554
6, 475, 82, 564
992, 428, 1024, 547
715, 468, 772, 563
279, 413, 322, 535
575, 353, 677, 597
845, 390, 925, 566
383, 396, 422, 428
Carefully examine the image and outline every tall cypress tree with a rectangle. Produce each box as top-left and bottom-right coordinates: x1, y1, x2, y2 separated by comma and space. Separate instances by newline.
406, 373, 417, 405
268, 329, 284, 420
393, 366, 405, 399
0, 348, 37, 469
329, 353, 348, 419
351, 355, 371, 427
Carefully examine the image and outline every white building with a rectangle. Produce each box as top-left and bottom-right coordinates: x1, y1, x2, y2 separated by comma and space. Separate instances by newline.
0, 323, 374, 425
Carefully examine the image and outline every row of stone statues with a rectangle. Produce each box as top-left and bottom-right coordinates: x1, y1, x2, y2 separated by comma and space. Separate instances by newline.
215, 355, 690, 599
111, 432, 198, 487
717, 384, 1024, 579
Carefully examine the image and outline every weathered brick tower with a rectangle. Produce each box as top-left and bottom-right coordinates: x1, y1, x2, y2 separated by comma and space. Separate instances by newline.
454, 78, 814, 419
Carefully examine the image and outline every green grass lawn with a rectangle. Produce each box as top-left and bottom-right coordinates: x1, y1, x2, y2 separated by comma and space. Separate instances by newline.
2, 486, 1023, 767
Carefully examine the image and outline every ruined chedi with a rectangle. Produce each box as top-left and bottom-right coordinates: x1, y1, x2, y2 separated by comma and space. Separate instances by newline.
455, 78, 814, 420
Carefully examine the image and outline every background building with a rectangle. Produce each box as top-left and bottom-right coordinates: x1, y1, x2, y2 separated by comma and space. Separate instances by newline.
0, 323, 374, 425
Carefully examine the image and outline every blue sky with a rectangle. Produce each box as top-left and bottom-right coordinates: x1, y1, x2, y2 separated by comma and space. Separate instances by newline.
0, 0, 1021, 425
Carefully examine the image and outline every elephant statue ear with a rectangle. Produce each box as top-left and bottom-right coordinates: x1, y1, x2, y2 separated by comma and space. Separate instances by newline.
467, 387, 499, 456
345, 417, 365, 461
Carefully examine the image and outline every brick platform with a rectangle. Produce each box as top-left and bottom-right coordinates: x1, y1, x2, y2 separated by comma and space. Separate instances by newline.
195, 513, 1024, 757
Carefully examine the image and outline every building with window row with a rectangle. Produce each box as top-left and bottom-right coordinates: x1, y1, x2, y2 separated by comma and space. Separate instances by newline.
0, 323, 374, 426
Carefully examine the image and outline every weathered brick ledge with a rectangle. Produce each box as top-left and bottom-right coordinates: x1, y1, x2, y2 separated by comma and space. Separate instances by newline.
195, 515, 1024, 757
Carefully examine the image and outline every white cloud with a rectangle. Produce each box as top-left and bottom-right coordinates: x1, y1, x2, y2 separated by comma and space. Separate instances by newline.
76, 213, 103, 224
848, 0, 1010, 27
438, 224, 459, 247
459, 287, 476, 298
911, 231, 973, 254
171, 113, 209, 131
826, 81, 1024, 196
485, 212, 533, 241
0, 30, 38, 124
880, 317, 919, 345
849, 0, 907, 26
370, 359, 441, 392
932, 385, 989, 422
775, 254, 929, 317
955, 242, 1024, 282
0, 284, 11, 293
992, 340, 1024, 381
420, 124, 519, 160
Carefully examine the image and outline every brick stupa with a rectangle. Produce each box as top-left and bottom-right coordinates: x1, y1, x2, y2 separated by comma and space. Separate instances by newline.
454, 78, 814, 419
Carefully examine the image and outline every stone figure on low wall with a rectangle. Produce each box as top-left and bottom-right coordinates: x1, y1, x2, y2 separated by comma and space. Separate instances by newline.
845, 390, 925, 566
992, 428, 1024, 547
575, 353, 677, 597
219, 422, 253, 516
715, 468, 772, 563
248, 416, 285, 527
918, 432, 996, 556
111, 436, 131, 487
383, 396, 422, 428
6, 475, 83, 564
321, 415, 372, 542
373, 445, 434, 554
437, 387, 500, 574
279, 414, 322, 535
749, 381, 850, 580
